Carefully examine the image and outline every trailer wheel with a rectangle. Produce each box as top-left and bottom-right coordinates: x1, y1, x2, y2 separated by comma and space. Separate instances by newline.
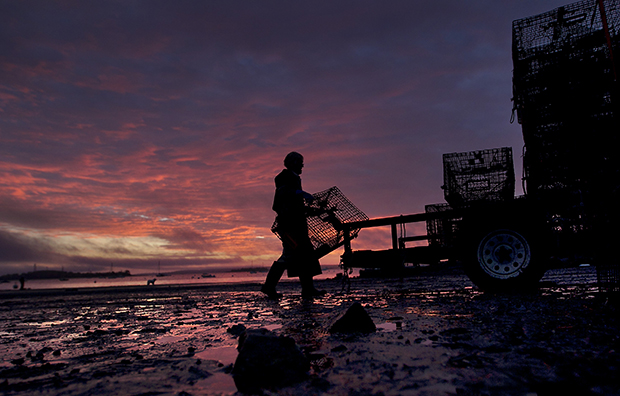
462, 225, 545, 291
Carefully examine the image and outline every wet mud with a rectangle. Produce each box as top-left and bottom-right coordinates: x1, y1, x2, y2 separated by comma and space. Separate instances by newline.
0, 266, 618, 395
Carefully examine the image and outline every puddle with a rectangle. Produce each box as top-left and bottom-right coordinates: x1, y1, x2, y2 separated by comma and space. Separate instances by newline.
154, 335, 184, 344
0, 361, 13, 369
376, 321, 405, 331
193, 346, 238, 395
263, 324, 282, 331
195, 372, 237, 395
195, 345, 238, 366
25, 319, 69, 328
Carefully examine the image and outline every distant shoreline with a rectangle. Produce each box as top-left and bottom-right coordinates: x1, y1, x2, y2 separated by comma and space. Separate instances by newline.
0, 270, 131, 281
229, 266, 269, 273
0, 277, 337, 300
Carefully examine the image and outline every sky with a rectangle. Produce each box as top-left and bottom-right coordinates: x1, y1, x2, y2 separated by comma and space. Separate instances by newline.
0, 0, 572, 275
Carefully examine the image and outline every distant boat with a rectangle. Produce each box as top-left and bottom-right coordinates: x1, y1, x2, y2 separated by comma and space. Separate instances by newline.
60, 266, 68, 280
201, 273, 216, 278
156, 261, 166, 277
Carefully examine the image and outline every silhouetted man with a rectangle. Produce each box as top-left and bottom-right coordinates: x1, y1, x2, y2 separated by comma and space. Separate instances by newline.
261, 152, 326, 299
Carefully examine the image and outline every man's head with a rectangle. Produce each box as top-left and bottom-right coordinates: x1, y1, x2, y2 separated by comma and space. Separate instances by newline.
284, 151, 304, 174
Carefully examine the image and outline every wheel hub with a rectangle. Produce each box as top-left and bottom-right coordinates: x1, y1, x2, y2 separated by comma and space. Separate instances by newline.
477, 229, 531, 279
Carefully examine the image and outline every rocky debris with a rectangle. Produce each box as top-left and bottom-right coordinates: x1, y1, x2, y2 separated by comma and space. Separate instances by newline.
232, 328, 309, 393
227, 323, 246, 337
329, 302, 376, 334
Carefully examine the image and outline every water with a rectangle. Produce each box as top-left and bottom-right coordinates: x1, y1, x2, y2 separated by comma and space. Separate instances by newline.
2, 265, 598, 292
0, 266, 345, 291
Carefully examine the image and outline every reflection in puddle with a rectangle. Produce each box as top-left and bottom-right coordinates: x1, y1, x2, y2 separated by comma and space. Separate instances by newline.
195, 372, 236, 395
539, 284, 599, 299
194, 345, 239, 395
376, 321, 404, 331
195, 345, 238, 366
154, 335, 184, 344
26, 319, 69, 328
263, 324, 282, 331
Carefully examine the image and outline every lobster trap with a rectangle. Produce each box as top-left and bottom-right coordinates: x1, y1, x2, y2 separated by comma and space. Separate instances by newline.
425, 203, 460, 248
512, 0, 620, 200
272, 186, 368, 259
442, 147, 515, 207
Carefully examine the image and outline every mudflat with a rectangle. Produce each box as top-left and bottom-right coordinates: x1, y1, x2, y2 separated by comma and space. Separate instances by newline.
0, 266, 618, 395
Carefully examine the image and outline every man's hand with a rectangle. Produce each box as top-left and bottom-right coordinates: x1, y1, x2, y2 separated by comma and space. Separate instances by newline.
302, 192, 314, 202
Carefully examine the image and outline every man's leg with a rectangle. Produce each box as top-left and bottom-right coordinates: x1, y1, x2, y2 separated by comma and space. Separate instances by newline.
299, 275, 326, 298
261, 260, 286, 299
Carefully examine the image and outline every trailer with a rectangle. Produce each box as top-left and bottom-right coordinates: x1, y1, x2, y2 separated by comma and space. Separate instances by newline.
332, 0, 620, 291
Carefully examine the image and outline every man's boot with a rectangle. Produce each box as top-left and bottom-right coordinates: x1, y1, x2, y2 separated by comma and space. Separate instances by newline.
300, 275, 326, 298
261, 261, 286, 299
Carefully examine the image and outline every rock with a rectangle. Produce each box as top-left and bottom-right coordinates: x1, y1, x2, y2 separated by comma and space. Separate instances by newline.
329, 302, 376, 334
37, 346, 53, 359
227, 323, 247, 337
440, 327, 470, 337
232, 328, 309, 393
309, 377, 332, 392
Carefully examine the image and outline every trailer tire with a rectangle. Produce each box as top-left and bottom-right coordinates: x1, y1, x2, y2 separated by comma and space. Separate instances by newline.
461, 223, 546, 291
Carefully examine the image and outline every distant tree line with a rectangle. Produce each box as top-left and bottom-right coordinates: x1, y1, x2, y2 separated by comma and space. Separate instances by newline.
0, 270, 132, 281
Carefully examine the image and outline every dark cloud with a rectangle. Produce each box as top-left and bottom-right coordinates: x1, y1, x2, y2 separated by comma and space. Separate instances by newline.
0, 229, 63, 263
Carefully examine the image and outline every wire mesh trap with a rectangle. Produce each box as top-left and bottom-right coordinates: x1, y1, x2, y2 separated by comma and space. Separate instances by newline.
442, 147, 515, 207
425, 203, 460, 248
271, 186, 368, 259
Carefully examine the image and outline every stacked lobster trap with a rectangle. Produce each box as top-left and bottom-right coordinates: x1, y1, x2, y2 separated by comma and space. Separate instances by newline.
512, 0, 620, 200
441, 147, 515, 207
423, 147, 515, 248
512, 0, 620, 293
